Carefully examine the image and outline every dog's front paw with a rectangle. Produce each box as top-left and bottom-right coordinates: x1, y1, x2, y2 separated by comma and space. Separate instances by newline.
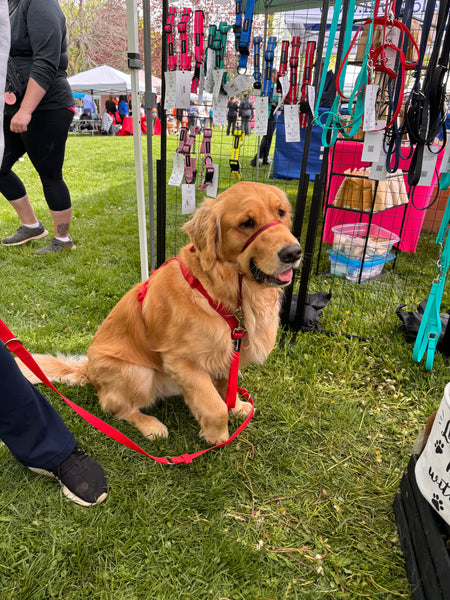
229, 399, 253, 418
132, 414, 169, 439
199, 426, 229, 446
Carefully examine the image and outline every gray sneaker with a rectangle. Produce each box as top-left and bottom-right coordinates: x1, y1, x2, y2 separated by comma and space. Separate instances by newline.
1, 220, 48, 246
34, 235, 75, 255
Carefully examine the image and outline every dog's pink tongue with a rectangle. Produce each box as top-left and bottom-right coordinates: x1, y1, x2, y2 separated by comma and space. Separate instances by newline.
277, 268, 293, 282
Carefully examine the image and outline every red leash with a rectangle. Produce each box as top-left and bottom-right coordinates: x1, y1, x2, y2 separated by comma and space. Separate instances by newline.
0, 317, 253, 465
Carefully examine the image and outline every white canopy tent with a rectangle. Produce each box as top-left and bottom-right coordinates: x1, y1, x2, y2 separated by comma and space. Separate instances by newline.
67, 64, 148, 95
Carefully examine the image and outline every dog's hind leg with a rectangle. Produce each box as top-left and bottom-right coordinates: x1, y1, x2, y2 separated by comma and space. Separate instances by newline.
91, 363, 169, 439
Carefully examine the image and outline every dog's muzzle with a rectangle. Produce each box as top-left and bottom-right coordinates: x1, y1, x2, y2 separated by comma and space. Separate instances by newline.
250, 243, 302, 287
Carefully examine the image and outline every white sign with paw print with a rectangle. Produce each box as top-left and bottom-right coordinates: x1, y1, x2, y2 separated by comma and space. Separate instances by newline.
416, 382, 450, 525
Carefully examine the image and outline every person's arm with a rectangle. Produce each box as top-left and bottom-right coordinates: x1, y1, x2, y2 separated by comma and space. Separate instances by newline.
10, 77, 46, 133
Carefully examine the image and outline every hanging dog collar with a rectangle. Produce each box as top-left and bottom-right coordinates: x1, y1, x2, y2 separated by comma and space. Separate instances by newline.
262, 36, 277, 97
237, 0, 256, 73
285, 36, 301, 105
165, 6, 178, 72
191, 10, 205, 93
230, 128, 245, 180
277, 40, 290, 92
299, 40, 316, 128
199, 128, 214, 190
233, 0, 243, 52
253, 36, 262, 90
178, 8, 192, 71
182, 127, 199, 184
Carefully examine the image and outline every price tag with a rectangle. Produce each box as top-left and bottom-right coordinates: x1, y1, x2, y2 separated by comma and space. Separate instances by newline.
224, 74, 253, 97
253, 96, 269, 137
363, 85, 378, 132
205, 164, 219, 198
369, 150, 387, 181
361, 130, 383, 162
213, 94, 227, 126
175, 71, 191, 109
182, 184, 196, 214
212, 69, 224, 105
168, 153, 185, 187
307, 85, 315, 115
284, 104, 300, 143
418, 147, 439, 187
279, 74, 290, 101
204, 50, 215, 93
164, 71, 176, 111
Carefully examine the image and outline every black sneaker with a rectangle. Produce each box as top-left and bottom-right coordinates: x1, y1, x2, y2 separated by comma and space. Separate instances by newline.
34, 235, 75, 254
29, 447, 107, 506
1, 220, 48, 246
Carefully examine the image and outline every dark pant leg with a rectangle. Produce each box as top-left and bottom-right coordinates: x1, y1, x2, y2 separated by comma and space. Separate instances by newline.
0, 344, 75, 469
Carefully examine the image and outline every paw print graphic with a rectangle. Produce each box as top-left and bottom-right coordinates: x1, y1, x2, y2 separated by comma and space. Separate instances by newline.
431, 493, 444, 512
435, 439, 444, 454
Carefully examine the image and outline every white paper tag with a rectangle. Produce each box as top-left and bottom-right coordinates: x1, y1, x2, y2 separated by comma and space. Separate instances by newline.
213, 94, 227, 126
363, 85, 378, 132
175, 71, 191, 109
383, 26, 401, 72
253, 96, 269, 137
204, 50, 215, 93
197, 68, 205, 106
164, 71, 177, 111
212, 69, 224, 106
279, 74, 290, 101
439, 133, 450, 173
182, 184, 196, 214
361, 130, 383, 162
307, 85, 316, 115
418, 147, 439, 187
168, 153, 185, 187
205, 164, 219, 198
284, 104, 300, 143
224, 74, 253, 97
369, 150, 387, 181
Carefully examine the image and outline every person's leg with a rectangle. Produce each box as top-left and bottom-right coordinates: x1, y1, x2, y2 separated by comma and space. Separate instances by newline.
0, 344, 75, 469
0, 343, 107, 505
22, 108, 75, 253
0, 117, 49, 245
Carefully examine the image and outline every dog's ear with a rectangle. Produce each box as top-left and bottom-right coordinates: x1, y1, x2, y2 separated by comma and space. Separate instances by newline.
183, 198, 221, 271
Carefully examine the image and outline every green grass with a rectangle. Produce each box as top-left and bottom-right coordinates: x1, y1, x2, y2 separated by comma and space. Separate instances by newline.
0, 132, 448, 599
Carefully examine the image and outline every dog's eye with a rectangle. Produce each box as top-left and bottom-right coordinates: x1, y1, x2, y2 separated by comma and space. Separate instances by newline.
278, 209, 286, 218
240, 218, 255, 229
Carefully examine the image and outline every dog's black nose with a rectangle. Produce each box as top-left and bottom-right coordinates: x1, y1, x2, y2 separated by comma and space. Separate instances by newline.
278, 244, 302, 264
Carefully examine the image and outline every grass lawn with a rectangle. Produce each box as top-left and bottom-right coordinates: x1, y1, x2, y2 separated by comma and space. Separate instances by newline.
0, 131, 448, 599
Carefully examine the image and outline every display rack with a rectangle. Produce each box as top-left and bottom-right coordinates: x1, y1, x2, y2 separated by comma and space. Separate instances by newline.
316, 139, 409, 284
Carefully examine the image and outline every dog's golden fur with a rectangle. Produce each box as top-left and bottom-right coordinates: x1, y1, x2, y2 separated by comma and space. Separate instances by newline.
19, 182, 302, 444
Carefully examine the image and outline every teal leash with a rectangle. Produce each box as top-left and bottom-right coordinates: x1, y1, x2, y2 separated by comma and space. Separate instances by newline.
413, 198, 450, 369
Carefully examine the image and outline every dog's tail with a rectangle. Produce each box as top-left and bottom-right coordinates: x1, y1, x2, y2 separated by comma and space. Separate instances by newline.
15, 354, 89, 387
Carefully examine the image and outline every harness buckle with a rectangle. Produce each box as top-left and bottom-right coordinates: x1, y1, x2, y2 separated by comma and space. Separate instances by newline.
3, 337, 20, 350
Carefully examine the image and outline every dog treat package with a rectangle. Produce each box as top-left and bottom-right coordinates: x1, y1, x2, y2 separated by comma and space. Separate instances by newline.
415, 382, 450, 526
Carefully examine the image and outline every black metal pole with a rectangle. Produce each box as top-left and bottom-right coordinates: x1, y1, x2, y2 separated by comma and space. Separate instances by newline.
157, 0, 169, 266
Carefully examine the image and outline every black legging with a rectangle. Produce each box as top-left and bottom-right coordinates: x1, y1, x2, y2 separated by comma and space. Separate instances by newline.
0, 107, 73, 211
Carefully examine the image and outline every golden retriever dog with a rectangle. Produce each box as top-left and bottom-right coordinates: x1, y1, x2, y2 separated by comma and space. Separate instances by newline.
20, 182, 302, 445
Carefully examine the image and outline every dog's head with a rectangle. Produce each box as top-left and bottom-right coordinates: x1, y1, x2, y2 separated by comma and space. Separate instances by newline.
183, 182, 302, 287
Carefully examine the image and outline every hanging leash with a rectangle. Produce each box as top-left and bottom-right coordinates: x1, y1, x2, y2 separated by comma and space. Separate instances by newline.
253, 36, 263, 90
237, 0, 256, 73
276, 40, 290, 93
299, 41, 316, 128
262, 36, 277, 98
413, 197, 450, 370
285, 36, 301, 105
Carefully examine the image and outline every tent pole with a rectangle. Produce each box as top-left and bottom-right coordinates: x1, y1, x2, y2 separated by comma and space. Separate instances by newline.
126, 0, 149, 280
142, 0, 156, 270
